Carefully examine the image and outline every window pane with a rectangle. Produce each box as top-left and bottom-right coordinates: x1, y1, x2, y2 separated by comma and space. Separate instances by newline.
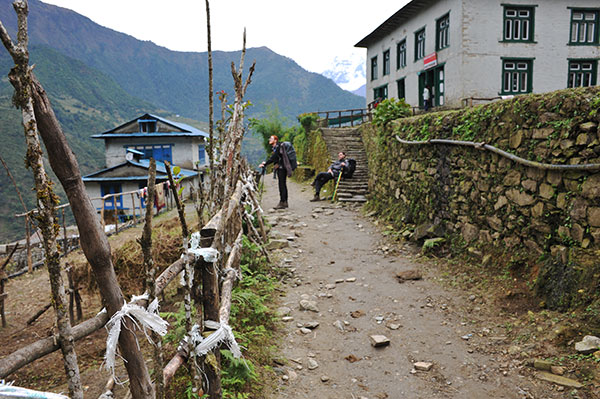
522, 20, 529, 40
520, 72, 528, 92
512, 72, 518, 91
587, 23, 595, 42
568, 73, 575, 88
505, 20, 512, 39
518, 10, 529, 17
571, 23, 579, 42
506, 9, 517, 17
573, 12, 583, 20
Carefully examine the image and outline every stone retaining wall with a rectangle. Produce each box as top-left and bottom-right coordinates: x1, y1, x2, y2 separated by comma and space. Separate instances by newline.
362, 87, 600, 311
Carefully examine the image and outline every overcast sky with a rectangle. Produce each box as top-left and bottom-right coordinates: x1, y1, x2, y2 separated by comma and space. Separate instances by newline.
40, 0, 408, 74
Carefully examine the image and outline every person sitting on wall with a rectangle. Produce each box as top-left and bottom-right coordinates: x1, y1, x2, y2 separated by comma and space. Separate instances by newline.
310, 151, 349, 202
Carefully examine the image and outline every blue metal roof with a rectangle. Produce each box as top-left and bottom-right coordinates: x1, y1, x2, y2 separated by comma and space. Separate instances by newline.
82, 160, 197, 182
91, 132, 206, 139
95, 113, 208, 139
126, 148, 145, 156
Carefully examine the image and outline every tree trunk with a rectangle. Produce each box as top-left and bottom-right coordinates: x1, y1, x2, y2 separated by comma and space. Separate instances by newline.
0, 4, 83, 396
140, 160, 165, 399
30, 74, 154, 399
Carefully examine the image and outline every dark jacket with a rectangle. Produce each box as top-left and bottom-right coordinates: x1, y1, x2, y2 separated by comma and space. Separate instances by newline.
329, 158, 348, 178
265, 143, 293, 177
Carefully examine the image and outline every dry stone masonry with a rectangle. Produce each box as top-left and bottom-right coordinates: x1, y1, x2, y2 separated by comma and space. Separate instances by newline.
362, 86, 600, 313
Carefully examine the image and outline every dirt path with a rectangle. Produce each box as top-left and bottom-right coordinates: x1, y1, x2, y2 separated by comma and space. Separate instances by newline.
261, 175, 566, 399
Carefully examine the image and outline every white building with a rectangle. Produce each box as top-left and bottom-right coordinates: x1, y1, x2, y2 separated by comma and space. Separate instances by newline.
83, 113, 209, 218
356, 0, 600, 109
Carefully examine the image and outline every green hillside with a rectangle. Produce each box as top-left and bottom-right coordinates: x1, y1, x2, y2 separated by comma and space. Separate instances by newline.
0, 45, 160, 242
0, 0, 366, 241
0, 0, 365, 123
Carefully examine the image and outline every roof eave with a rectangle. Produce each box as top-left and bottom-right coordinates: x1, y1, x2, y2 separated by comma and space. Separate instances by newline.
355, 0, 438, 48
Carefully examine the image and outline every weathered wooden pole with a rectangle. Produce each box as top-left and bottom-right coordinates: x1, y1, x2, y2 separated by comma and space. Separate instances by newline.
61, 207, 67, 253
139, 159, 165, 399
130, 192, 137, 224
25, 215, 32, 272
0, 2, 83, 397
114, 195, 119, 234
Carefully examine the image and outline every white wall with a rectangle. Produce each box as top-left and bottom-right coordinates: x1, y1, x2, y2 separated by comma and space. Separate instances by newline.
104, 136, 207, 169
84, 177, 199, 217
462, 0, 600, 98
365, 0, 462, 107
364, 0, 600, 108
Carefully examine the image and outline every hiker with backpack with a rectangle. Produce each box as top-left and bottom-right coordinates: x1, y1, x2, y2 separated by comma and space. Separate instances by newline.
259, 135, 297, 209
310, 151, 354, 202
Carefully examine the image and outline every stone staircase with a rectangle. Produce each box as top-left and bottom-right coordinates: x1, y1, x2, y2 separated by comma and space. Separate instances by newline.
320, 127, 369, 202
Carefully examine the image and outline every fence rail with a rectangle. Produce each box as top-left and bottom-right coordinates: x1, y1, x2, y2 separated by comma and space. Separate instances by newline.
6, 182, 176, 276
316, 108, 371, 128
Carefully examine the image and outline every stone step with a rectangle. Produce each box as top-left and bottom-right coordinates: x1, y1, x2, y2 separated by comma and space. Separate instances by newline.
338, 195, 368, 203
339, 183, 368, 189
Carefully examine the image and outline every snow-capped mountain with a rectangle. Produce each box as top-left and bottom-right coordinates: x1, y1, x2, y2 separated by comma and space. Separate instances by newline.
321, 53, 366, 97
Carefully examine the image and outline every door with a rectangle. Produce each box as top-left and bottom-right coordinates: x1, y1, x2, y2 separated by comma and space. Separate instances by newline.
418, 69, 435, 108
100, 183, 123, 210
434, 65, 445, 106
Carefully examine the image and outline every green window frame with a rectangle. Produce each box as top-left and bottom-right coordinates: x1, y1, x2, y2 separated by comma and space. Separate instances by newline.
397, 78, 406, 100
501, 58, 533, 94
370, 56, 378, 81
383, 49, 390, 76
436, 13, 450, 50
414, 28, 426, 61
373, 84, 388, 101
396, 39, 407, 69
503, 5, 535, 42
569, 9, 599, 45
568, 59, 598, 87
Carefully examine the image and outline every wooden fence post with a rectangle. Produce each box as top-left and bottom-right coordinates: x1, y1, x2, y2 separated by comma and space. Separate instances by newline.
25, 215, 32, 273
62, 208, 67, 254
114, 195, 119, 234
130, 193, 137, 224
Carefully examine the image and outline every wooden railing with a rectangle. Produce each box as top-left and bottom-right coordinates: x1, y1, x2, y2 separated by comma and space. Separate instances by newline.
316, 108, 371, 128
0, 168, 268, 397
8, 182, 176, 277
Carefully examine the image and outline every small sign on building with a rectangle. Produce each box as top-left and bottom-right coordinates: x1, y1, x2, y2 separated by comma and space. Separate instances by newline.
424, 53, 437, 69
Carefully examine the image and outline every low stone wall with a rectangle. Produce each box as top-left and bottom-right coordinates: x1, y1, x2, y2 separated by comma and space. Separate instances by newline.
362, 87, 600, 311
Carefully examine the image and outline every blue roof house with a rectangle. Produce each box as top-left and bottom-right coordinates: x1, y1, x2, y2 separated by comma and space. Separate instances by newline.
83, 113, 209, 218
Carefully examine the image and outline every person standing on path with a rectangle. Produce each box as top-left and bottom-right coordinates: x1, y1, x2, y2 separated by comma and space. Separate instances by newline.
310, 151, 349, 202
260, 135, 292, 209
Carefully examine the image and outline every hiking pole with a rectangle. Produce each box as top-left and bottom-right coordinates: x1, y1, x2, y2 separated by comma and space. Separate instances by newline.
331, 171, 343, 203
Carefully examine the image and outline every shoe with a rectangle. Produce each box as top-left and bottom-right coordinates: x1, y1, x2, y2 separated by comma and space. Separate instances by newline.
309, 195, 320, 202
310, 181, 316, 187
274, 201, 288, 209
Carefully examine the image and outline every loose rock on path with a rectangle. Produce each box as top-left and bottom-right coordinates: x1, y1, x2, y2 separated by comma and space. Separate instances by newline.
261, 174, 572, 399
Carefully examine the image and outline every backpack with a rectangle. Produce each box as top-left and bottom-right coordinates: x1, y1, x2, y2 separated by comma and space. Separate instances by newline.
342, 158, 356, 178
282, 141, 298, 171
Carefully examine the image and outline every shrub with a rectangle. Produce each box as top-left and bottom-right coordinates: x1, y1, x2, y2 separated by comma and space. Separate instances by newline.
372, 98, 411, 128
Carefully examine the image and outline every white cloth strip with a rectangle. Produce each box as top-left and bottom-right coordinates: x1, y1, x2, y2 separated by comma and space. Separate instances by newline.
0, 381, 69, 399
188, 232, 220, 262
103, 297, 168, 380
189, 322, 241, 359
